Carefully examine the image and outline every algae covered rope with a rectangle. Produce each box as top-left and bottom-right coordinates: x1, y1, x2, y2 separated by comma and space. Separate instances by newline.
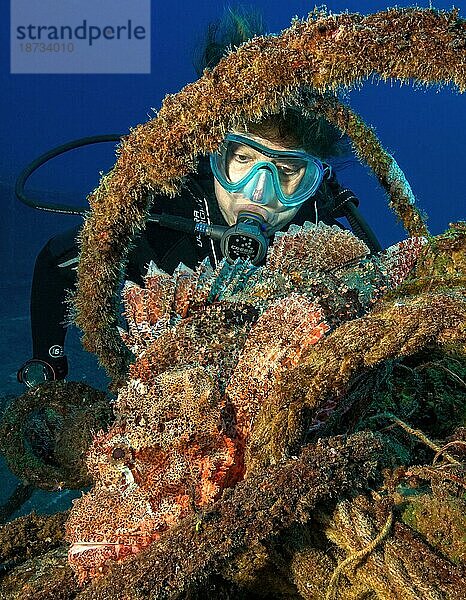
325, 507, 394, 600
321, 494, 466, 600
0, 381, 113, 491
247, 290, 466, 473
74, 7, 466, 385
306, 94, 427, 237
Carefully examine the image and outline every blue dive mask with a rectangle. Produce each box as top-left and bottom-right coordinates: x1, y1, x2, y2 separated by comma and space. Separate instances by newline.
210, 133, 326, 207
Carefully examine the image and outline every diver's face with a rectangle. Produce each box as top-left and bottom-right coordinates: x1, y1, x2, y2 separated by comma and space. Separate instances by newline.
214, 134, 303, 233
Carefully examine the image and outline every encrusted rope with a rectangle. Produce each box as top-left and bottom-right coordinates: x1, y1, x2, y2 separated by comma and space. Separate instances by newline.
306, 95, 427, 237
325, 509, 394, 600
247, 291, 466, 472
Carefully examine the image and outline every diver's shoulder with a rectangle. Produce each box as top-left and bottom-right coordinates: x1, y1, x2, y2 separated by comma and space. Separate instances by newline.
149, 171, 215, 218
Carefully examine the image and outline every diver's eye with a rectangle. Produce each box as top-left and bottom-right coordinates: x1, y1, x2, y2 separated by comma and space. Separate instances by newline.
232, 151, 253, 165
276, 164, 303, 178
228, 142, 257, 166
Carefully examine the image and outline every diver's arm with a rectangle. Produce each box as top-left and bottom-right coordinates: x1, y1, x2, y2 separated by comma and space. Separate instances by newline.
18, 228, 79, 386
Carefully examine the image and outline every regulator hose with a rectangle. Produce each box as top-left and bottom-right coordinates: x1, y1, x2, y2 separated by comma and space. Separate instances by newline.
15, 134, 123, 216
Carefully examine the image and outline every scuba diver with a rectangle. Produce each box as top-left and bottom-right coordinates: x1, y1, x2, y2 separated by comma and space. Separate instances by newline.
16, 11, 382, 388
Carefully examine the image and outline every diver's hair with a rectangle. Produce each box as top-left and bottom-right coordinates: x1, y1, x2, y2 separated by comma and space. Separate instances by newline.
195, 7, 348, 159
194, 6, 265, 75
238, 108, 349, 159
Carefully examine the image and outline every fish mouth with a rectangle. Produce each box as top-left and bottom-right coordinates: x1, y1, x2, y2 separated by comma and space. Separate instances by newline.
69, 541, 129, 557
68, 539, 148, 583
69, 538, 150, 560
69, 532, 158, 561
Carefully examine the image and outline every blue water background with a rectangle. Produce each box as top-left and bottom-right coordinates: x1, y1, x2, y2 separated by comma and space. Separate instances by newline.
0, 0, 465, 517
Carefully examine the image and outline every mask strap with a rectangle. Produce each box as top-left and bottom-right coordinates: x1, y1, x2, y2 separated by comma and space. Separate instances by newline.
323, 163, 333, 179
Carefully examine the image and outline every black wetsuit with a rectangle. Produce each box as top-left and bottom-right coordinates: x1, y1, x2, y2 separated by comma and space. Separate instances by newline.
28, 160, 367, 379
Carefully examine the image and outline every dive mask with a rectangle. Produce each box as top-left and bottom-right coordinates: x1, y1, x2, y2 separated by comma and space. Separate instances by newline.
210, 133, 326, 207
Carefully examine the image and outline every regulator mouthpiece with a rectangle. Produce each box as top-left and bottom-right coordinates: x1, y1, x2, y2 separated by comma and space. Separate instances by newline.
219, 211, 269, 264
148, 211, 270, 266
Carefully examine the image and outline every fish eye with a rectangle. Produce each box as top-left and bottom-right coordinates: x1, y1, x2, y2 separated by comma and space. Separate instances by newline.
110, 445, 133, 463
